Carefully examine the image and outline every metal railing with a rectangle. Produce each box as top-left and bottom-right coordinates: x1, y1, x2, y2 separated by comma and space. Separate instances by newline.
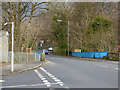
8, 52, 41, 63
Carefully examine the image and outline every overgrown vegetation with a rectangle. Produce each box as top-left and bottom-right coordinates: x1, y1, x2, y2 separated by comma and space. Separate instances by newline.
102, 56, 109, 60
53, 47, 67, 55
51, 14, 68, 55
91, 16, 112, 31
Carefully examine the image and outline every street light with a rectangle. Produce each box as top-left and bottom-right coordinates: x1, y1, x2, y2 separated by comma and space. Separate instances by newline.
57, 20, 63, 22
4, 22, 14, 72
57, 20, 70, 56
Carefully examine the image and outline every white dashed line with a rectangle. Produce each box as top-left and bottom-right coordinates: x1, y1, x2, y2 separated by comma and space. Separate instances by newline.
57, 82, 63, 84
96, 64, 119, 70
40, 67, 69, 88
60, 84, 64, 86
0, 80, 5, 83
34, 70, 51, 87
43, 80, 48, 83
52, 77, 57, 80
115, 68, 119, 70
55, 79, 61, 82
103, 66, 108, 68
41, 78, 46, 80
49, 75, 55, 78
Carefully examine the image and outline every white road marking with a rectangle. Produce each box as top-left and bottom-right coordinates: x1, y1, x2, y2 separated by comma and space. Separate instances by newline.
49, 75, 55, 78
52, 77, 57, 80
96, 64, 109, 68
60, 84, 64, 86
43, 80, 49, 83
41, 78, 46, 80
40, 67, 69, 88
115, 68, 118, 70
96, 64, 119, 70
1, 83, 59, 88
34, 70, 51, 87
48, 74, 52, 76
44, 82, 50, 84
57, 82, 63, 84
0, 80, 5, 83
46, 85, 50, 87
55, 79, 61, 82
39, 76, 44, 78
104, 66, 108, 67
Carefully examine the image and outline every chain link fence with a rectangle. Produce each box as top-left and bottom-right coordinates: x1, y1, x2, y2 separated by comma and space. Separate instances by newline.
8, 52, 41, 64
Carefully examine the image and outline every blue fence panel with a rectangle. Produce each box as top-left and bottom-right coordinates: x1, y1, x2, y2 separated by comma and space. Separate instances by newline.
90, 52, 95, 58
35, 52, 43, 54
95, 52, 99, 58
72, 51, 108, 58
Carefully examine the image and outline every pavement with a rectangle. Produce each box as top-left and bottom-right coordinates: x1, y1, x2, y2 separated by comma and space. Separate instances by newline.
0, 61, 46, 76
1, 54, 119, 88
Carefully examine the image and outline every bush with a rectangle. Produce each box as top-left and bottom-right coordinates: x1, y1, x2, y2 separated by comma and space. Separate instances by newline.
102, 56, 108, 59
8, 61, 11, 63
53, 47, 66, 56
91, 16, 112, 31
108, 53, 119, 61
109, 56, 119, 61
80, 48, 88, 52
87, 30, 91, 34
110, 57, 119, 61
1, 61, 6, 63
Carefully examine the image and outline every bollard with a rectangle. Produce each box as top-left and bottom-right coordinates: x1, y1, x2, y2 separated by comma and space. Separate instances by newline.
40, 53, 45, 61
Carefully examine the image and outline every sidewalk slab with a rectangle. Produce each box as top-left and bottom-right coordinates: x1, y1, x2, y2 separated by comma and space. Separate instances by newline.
0, 61, 46, 76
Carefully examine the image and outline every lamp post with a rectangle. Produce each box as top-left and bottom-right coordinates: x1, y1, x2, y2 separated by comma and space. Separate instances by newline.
57, 20, 70, 56
4, 22, 14, 72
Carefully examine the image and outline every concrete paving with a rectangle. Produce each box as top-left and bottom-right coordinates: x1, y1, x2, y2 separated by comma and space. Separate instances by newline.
0, 61, 44, 76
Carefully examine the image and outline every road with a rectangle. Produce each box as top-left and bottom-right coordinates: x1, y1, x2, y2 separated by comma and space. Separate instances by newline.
1, 54, 118, 88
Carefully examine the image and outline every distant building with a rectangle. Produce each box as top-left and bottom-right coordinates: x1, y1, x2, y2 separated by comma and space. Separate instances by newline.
0, 31, 9, 62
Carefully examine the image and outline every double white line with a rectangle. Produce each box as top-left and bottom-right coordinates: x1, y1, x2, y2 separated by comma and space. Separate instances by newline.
40, 67, 64, 86
34, 67, 69, 88
34, 69, 51, 87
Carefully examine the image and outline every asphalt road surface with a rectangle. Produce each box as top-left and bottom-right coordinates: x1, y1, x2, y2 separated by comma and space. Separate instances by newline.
1, 54, 119, 88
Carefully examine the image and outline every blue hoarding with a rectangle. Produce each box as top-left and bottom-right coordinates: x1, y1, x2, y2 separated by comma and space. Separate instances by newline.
72, 51, 108, 58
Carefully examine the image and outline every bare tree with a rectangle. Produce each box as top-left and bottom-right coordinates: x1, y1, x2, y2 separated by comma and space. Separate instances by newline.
1, 2, 48, 51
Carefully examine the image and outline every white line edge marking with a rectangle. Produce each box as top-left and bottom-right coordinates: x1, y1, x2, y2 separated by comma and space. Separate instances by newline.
1, 83, 59, 88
